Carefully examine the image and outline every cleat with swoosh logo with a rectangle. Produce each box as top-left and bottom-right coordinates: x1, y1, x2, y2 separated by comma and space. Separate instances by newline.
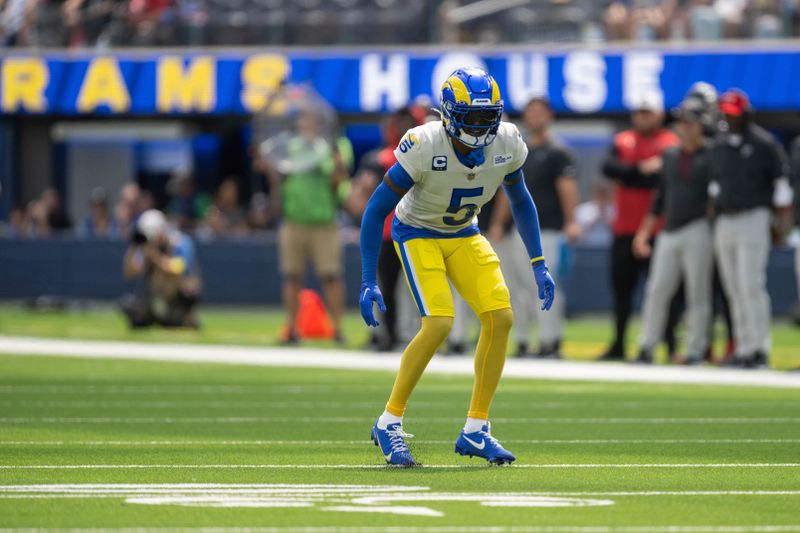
371, 420, 416, 467
455, 423, 516, 465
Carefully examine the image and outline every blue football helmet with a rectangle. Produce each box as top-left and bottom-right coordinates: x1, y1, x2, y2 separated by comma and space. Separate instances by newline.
440, 67, 503, 148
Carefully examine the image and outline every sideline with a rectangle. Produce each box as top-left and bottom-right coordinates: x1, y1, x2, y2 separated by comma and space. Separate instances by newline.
0, 336, 798, 389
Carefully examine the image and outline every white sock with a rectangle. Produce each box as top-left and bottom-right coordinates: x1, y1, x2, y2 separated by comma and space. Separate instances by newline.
464, 417, 487, 433
377, 410, 403, 429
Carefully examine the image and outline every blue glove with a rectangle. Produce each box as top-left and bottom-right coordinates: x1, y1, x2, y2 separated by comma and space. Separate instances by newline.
532, 262, 555, 311
359, 281, 387, 327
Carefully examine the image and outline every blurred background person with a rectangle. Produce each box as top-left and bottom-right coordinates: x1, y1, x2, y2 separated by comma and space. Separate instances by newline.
485, 97, 579, 358
196, 176, 248, 239
710, 89, 793, 368
260, 106, 353, 344
114, 183, 143, 239
78, 187, 119, 239
166, 169, 210, 233
789, 134, 800, 327
247, 191, 273, 232
358, 106, 424, 351
633, 93, 715, 365
599, 93, 680, 361
121, 209, 201, 329
41, 187, 72, 233
575, 180, 615, 247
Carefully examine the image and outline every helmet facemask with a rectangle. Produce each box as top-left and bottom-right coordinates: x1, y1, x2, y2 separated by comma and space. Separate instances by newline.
449, 105, 502, 148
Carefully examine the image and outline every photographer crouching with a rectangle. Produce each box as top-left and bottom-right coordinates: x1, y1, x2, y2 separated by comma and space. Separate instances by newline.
121, 209, 201, 329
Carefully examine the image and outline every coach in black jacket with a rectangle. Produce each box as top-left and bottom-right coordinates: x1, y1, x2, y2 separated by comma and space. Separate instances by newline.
710, 89, 792, 368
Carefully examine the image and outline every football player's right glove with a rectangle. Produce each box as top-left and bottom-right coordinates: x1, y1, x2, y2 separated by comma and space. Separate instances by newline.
532, 262, 555, 311
359, 281, 386, 328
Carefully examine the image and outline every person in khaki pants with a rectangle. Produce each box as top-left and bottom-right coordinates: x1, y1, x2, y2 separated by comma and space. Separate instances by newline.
262, 109, 353, 343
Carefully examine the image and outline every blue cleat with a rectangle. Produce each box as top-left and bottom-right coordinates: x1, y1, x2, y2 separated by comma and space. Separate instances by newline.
455, 423, 516, 465
371, 421, 416, 467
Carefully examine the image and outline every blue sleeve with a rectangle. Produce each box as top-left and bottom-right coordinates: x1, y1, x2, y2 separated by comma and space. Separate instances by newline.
387, 162, 415, 189
360, 181, 403, 284
502, 169, 545, 263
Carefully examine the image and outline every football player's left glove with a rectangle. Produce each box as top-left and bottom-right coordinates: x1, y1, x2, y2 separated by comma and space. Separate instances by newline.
359, 281, 386, 327
532, 262, 555, 311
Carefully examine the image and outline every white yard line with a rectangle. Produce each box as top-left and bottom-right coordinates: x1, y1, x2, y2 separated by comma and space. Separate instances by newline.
2, 399, 796, 408
2, 526, 800, 533
0, 335, 798, 389
2, 485, 799, 497
1, 463, 798, 470
2, 416, 798, 424
1, 438, 797, 446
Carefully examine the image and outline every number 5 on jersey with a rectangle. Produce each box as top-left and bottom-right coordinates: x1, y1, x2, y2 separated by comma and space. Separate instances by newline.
443, 187, 484, 226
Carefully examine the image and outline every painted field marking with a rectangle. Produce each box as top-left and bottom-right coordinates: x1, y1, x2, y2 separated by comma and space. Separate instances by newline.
0, 463, 798, 470
0, 484, 616, 517
2, 485, 800, 497
1, 484, 800, 521
3, 399, 797, 409
3, 527, 800, 533
2, 335, 799, 389
2, 417, 798, 424
1, 438, 799, 446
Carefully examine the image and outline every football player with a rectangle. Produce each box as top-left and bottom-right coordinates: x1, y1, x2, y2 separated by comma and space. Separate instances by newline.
359, 67, 555, 466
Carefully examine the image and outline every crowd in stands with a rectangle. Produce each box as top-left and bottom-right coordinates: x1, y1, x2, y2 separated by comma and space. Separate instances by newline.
2, 173, 288, 240
1, 0, 799, 48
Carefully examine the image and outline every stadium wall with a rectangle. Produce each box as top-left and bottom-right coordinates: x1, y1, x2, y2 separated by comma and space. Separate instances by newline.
0, 239, 797, 315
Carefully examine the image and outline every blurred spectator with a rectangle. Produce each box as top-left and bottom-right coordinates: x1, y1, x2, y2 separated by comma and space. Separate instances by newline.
41, 187, 72, 232
3, 206, 27, 237
575, 180, 615, 247
166, 170, 210, 232
128, 0, 172, 45
138, 188, 156, 213
343, 152, 383, 226
715, 0, 747, 37
121, 208, 201, 328
599, 92, 680, 361
78, 187, 119, 238
197, 176, 248, 239
9, 187, 73, 238
114, 183, 142, 238
4, 0, 800, 47
1, 0, 31, 46
247, 191, 272, 231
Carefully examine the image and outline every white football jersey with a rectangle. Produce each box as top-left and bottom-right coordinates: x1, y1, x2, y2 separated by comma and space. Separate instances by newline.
393, 120, 528, 234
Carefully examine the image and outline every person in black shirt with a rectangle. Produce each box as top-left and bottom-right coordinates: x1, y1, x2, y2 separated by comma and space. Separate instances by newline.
486, 97, 579, 358
789, 136, 800, 327
633, 95, 714, 364
710, 89, 792, 368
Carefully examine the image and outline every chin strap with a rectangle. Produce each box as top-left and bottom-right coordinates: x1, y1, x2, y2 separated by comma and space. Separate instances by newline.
459, 146, 485, 168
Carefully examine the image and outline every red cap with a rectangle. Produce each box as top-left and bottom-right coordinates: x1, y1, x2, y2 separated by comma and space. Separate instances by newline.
719, 89, 751, 117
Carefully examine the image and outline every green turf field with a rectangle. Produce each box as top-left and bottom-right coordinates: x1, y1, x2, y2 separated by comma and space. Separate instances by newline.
1, 304, 800, 368
0, 351, 799, 532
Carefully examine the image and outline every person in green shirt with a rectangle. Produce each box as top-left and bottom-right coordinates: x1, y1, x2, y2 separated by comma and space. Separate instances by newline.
262, 109, 353, 343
